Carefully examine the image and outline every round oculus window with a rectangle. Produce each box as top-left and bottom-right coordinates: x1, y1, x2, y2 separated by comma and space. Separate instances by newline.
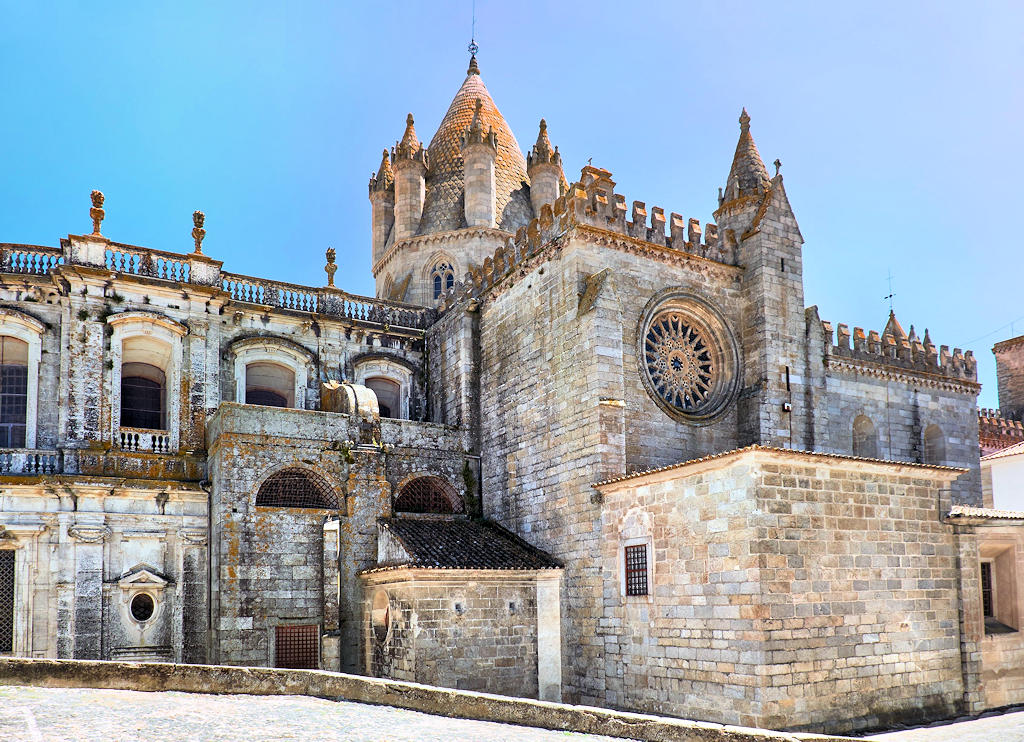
130, 592, 155, 622
638, 292, 739, 422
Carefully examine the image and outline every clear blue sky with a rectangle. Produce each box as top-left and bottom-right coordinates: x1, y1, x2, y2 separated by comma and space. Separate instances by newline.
2, 1, 1021, 406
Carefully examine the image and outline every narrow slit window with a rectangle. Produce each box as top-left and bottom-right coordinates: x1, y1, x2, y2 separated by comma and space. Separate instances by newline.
981, 561, 994, 618
625, 544, 648, 596
0, 550, 14, 653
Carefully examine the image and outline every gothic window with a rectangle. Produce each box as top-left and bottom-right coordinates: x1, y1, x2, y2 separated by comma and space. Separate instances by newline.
852, 415, 877, 458
624, 544, 648, 596
121, 363, 166, 430
0, 337, 28, 448
275, 624, 319, 669
923, 424, 946, 465
245, 362, 295, 408
394, 476, 463, 514
256, 468, 340, 509
638, 292, 739, 422
365, 377, 401, 418
0, 550, 13, 653
430, 262, 455, 300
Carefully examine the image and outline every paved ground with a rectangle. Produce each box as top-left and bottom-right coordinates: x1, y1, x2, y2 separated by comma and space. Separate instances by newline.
865, 708, 1024, 741
0, 685, 632, 742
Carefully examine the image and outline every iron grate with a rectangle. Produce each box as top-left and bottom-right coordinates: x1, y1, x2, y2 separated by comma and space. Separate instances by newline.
625, 544, 648, 596
0, 550, 14, 652
394, 476, 463, 514
256, 468, 340, 509
275, 624, 319, 669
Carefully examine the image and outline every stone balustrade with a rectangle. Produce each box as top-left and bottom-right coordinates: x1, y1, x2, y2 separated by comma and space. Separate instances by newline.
0, 244, 64, 275
0, 448, 63, 475
118, 428, 172, 454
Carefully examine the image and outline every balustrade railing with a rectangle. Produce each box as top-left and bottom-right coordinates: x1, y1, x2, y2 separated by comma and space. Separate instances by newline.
1, 244, 64, 275
118, 428, 172, 454
0, 449, 63, 475
105, 245, 191, 282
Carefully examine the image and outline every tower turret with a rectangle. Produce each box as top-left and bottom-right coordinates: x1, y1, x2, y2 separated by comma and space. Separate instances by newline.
368, 149, 395, 264
527, 118, 563, 214
393, 114, 427, 241
714, 109, 807, 449
461, 98, 498, 228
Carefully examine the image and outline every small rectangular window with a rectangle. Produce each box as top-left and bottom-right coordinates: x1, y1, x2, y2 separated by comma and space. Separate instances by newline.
981, 562, 994, 618
275, 624, 319, 669
0, 550, 14, 653
624, 544, 648, 596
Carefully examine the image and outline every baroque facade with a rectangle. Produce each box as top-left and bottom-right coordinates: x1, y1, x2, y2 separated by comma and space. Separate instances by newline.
0, 54, 1020, 733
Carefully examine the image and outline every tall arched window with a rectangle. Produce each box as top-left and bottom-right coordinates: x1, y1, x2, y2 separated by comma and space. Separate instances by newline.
394, 476, 463, 514
0, 337, 29, 448
120, 362, 166, 429
852, 414, 878, 458
245, 362, 295, 408
365, 377, 400, 418
923, 424, 946, 465
430, 262, 455, 300
256, 468, 340, 509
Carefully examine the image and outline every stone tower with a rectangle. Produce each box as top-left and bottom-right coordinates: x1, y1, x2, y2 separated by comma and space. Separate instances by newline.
714, 109, 808, 448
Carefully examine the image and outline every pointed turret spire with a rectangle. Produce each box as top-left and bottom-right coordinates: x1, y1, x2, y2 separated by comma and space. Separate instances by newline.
528, 119, 559, 167
369, 149, 394, 193
396, 113, 421, 158
528, 118, 564, 214
882, 310, 908, 342
721, 108, 771, 204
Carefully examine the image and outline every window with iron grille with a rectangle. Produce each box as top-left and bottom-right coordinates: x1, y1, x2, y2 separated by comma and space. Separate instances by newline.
981, 561, 994, 618
121, 362, 165, 430
0, 337, 28, 448
275, 624, 319, 669
0, 550, 14, 653
393, 476, 462, 514
256, 468, 340, 509
625, 544, 648, 596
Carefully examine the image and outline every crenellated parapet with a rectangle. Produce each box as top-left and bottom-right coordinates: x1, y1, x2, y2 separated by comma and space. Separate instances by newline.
979, 407, 1024, 455
436, 164, 733, 313
818, 310, 978, 390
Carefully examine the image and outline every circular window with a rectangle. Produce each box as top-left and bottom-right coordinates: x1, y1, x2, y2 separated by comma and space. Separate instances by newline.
130, 592, 155, 622
638, 291, 739, 423
371, 590, 391, 644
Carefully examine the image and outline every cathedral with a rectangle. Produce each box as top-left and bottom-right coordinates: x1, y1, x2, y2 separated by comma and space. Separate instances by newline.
1, 52, 1022, 734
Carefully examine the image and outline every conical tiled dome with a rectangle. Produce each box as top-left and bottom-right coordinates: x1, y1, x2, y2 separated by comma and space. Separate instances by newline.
418, 59, 533, 235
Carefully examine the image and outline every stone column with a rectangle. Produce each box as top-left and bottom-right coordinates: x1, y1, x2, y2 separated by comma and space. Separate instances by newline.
69, 524, 108, 659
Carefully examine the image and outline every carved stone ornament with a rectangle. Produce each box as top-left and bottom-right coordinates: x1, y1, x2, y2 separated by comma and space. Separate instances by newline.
192, 210, 206, 254
68, 524, 110, 543
89, 190, 105, 236
325, 247, 337, 287
637, 290, 740, 423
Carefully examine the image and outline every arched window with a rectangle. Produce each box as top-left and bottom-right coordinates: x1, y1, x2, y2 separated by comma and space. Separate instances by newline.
245, 362, 295, 408
0, 337, 29, 448
365, 377, 400, 418
852, 415, 877, 458
394, 476, 463, 514
430, 262, 455, 300
923, 424, 946, 465
256, 468, 340, 509
121, 362, 165, 429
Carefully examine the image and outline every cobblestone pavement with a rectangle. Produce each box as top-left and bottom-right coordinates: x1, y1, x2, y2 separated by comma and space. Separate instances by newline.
866, 708, 1024, 741
0, 685, 635, 742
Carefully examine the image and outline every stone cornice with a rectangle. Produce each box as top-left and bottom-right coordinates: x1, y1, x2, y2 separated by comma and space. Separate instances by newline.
824, 355, 981, 395
994, 334, 1024, 353
372, 227, 512, 277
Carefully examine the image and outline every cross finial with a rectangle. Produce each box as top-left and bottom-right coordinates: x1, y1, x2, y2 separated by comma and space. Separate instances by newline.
884, 269, 895, 311
773, 159, 781, 176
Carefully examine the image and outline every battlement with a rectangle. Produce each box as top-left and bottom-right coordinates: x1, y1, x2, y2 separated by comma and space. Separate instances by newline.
436, 165, 731, 312
979, 407, 1024, 455
819, 312, 977, 384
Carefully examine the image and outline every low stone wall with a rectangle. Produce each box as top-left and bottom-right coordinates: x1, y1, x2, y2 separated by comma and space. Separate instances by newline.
0, 658, 852, 742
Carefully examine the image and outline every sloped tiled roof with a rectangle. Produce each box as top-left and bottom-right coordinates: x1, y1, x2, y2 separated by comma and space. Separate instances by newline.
418, 61, 534, 235
982, 439, 1024, 461
373, 517, 561, 571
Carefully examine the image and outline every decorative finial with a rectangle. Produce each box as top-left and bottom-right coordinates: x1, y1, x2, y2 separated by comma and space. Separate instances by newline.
739, 108, 750, 132
406, 113, 414, 126
539, 118, 547, 133
773, 158, 781, 176
467, 52, 480, 76
89, 190, 105, 236
325, 247, 337, 288
191, 210, 206, 254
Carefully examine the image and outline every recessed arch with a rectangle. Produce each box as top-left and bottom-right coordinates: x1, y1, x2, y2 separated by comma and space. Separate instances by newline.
923, 423, 946, 465
0, 308, 45, 448
393, 475, 463, 514
852, 414, 878, 458
231, 336, 315, 410
255, 467, 341, 509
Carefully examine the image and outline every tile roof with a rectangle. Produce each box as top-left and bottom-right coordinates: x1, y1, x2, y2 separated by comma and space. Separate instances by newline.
372, 517, 561, 571
981, 439, 1024, 461
948, 505, 1024, 521
418, 67, 533, 236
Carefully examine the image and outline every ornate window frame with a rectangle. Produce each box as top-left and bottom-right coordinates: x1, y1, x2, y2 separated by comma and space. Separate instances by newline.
230, 336, 315, 411
0, 308, 44, 448
352, 354, 413, 420
424, 252, 458, 301
108, 312, 186, 452
636, 289, 740, 424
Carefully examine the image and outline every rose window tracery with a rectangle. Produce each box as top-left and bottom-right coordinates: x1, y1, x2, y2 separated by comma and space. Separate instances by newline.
644, 313, 715, 412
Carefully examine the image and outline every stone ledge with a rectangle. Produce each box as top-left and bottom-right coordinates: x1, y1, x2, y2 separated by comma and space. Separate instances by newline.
0, 658, 854, 742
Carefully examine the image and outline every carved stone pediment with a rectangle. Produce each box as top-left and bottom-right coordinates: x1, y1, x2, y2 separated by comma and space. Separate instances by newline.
116, 564, 172, 590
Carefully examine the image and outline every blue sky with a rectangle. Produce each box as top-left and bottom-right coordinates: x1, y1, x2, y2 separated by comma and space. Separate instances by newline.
1, 1, 1021, 406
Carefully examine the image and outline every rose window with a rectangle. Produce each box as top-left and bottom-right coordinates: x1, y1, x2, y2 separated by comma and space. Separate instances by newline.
644, 313, 714, 412
637, 292, 739, 423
